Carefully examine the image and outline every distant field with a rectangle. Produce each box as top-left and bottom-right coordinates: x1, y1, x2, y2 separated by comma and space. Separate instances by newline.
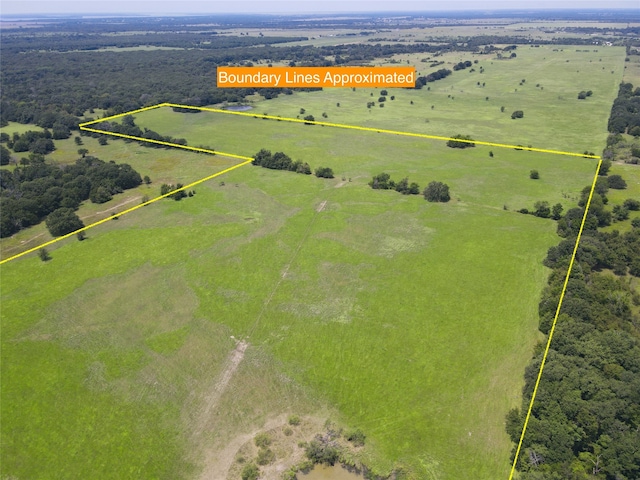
0, 40, 622, 480
236, 45, 623, 153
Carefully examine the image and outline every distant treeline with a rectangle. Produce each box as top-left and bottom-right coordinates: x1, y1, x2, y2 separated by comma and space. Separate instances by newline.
0, 42, 450, 122
607, 82, 640, 135
0, 154, 142, 237
0, 33, 306, 55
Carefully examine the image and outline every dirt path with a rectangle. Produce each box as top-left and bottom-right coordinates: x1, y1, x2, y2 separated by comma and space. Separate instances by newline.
192, 339, 249, 440
79, 196, 141, 221
316, 200, 327, 212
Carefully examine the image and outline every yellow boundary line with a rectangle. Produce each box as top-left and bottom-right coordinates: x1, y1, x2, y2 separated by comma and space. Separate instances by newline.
162, 102, 600, 159
507, 158, 602, 479
0, 156, 253, 265
3, 103, 605, 476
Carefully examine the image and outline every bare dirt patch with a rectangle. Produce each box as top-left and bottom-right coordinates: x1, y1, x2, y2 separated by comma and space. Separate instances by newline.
316, 200, 328, 212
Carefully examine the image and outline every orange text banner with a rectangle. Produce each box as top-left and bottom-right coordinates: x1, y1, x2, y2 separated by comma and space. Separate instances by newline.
216, 66, 415, 88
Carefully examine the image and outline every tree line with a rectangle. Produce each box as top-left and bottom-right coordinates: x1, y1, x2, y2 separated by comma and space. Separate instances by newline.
607, 82, 640, 135
0, 154, 142, 237
368, 172, 450, 202
507, 172, 640, 479
251, 149, 333, 178
91, 115, 187, 148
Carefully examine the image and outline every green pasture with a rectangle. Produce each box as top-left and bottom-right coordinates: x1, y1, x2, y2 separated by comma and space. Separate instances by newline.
0, 42, 620, 480
220, 45, 623, 153
1, 113, 599, 479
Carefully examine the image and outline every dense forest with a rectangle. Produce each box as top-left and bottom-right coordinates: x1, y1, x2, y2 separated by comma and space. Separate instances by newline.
507, 171, 640, 479
3, 15, 636, 125
0, 155, 142, 237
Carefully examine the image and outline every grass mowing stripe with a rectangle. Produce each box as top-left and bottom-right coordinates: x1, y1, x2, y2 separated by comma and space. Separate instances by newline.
0, 157, 253, 265
507, 158, 602, 480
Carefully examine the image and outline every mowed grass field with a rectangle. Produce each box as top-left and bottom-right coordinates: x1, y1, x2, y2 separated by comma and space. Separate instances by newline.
0, 44, 620, 480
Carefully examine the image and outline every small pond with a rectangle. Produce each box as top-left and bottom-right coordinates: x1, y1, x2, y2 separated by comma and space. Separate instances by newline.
223, 105, 253, 111
301, 464, 363, 480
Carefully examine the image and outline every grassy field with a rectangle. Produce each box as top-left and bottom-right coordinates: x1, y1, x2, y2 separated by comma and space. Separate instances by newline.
0, 42, 622, 480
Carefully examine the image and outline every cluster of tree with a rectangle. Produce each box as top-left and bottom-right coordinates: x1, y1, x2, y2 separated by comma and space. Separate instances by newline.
0, 154, 142, 237
415, 68, 452, 89
251, 148, 334, 179
251, 148, 311, 174
519, 201, 564, 219
508, 174, 640, 479
5, 130, 56, 155
368, 172, 420, 195
423, 181, 451, 202
446, 134, 475, 148
452, 60, 473, 71
577, 90, 593, 100
91, 115, 187, 148
607, 82, 640, 135
160, 183, 195, 201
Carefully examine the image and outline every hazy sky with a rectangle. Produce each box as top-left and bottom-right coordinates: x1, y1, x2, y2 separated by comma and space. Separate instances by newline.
1, 0, 638, 16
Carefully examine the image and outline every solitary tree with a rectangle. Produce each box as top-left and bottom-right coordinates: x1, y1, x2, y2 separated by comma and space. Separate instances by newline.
530, 170, 540, 180
511, 110, 524, 119
607, 175, 627, 189
423, 181, 450, 202
38, 248, 51, 262
315, 167, 334, 178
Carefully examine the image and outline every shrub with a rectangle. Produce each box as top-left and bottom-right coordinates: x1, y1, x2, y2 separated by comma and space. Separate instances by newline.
38, 248, 51, 262
288, 415, 301, 426
305, 439, 340, 465
623, 198, 640, 211
345, 428, 366, 447
607, 175, 627, 189
254, 432, 271, 448
511, 110, 524, 119
315, 167, 334, 179
256, 448, 275, 465
241, 463, 259, 480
